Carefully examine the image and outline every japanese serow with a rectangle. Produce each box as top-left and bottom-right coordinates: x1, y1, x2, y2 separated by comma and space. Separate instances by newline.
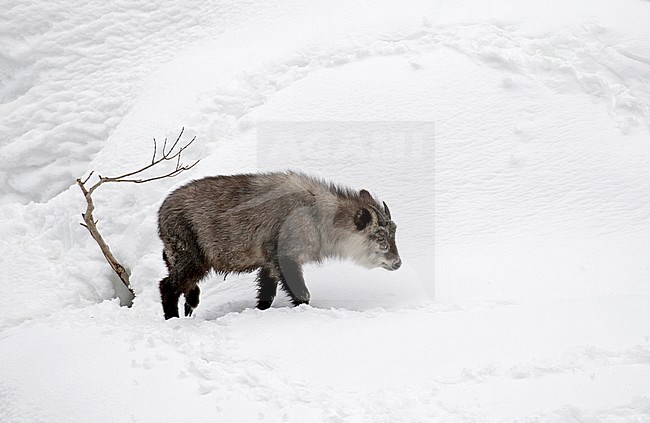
158, 171, 401, 319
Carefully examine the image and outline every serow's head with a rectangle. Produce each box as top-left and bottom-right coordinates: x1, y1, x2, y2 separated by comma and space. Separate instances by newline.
353, 191, 401, 271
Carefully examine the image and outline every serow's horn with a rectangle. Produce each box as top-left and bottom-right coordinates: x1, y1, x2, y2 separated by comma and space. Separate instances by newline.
383, 201, 391, 220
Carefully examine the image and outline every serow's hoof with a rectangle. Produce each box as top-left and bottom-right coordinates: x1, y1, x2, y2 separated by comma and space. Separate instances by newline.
257, 300, 273, 310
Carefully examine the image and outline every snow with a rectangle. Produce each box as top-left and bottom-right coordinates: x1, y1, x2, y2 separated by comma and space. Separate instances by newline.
1, 0, 650, 421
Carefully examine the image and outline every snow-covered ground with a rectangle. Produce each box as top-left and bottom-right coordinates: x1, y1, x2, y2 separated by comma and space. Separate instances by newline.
1, 1, 650, 421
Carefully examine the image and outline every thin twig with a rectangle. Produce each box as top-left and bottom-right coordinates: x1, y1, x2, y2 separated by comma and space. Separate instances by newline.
151, 138, 157, 164
82, 171, 94, 185
165, 127, 185, 157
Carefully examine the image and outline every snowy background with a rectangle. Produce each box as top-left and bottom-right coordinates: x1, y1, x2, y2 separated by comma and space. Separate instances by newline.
1, 0, 650, 421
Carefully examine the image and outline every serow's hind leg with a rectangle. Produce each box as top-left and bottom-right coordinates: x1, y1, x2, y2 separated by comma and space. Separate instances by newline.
256, 266, 279, 310
184, 284, 200, 317
160, 246, 207, 319
160, 276, 181, 319
278, 257, 310, 306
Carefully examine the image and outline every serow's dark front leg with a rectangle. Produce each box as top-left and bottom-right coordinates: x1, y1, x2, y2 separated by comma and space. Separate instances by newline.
278, 257, 310, 306
256, 266, 279, 310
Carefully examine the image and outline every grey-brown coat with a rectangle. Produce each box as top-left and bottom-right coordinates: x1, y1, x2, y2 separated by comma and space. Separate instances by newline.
158, 171, 401, 319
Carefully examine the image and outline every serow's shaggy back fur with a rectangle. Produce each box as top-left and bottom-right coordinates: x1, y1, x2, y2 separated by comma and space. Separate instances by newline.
158, 171, 401, 319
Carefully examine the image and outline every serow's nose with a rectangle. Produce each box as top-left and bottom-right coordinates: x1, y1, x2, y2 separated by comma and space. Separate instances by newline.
391, 259, 402, 270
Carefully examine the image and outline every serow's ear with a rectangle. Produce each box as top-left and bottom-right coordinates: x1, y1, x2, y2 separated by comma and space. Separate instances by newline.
359, 189, 374, 202
354, 208, 372, 230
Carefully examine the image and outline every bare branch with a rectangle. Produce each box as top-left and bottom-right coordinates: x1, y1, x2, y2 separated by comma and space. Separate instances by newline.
76, 177, 133, 298
76, 128, 200, 305
105, 128, 198, 182
100, 159, 200, 184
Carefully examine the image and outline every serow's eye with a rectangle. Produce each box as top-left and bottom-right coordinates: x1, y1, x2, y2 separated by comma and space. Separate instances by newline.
377, 238, 389, 251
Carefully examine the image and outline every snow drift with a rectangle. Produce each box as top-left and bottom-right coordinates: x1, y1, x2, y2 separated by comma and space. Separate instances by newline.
1, 0, 649, 421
